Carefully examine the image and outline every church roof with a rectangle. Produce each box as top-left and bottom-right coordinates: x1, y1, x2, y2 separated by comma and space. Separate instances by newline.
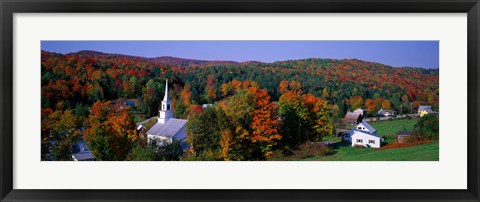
146, 118, 187, 138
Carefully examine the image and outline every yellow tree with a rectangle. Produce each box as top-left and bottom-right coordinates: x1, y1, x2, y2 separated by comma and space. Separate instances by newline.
348, 96, 364, 110
381, 99, 392, 109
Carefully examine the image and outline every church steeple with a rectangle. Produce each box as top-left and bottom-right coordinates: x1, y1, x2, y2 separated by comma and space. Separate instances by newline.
163, 79, 171, 103
158, 79, 173, 123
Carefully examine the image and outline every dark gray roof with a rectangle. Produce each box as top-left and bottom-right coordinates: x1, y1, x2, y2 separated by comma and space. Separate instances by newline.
73, 139, 95, 161
146, 118, 187, 138
379, 109, 395, 113
397, 131, 412, 136
418, 105, 432, 111
72, 151, 94, 161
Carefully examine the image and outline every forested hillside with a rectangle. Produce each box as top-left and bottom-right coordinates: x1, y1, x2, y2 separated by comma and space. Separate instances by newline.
41, 50, 439, 161
41, 50, 438, 119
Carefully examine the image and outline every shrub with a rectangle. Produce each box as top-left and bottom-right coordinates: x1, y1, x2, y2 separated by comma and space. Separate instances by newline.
269, 141, 334, 160
294, 141, 334, 159
412, 114, 439, 140
128, 139, 185, 161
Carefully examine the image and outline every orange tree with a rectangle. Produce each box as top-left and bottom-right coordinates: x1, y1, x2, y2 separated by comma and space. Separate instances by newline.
84, 101, 138, 160
186, 80, 281, 160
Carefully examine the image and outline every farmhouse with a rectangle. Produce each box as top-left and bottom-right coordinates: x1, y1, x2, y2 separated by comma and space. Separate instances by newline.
418, 105, 436, 117
146, 79, 188, 146
343, 121, 382, 148
343, 111, 363, 125
377, 108, 396, 117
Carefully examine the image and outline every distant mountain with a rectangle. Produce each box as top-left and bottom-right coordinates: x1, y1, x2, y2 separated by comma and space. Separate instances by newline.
63, 50, 242, 67
61, 50, 435, 69
150, 56, 240, 67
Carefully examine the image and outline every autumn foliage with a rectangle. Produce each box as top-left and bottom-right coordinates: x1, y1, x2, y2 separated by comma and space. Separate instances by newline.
84, 101, 138, 160
278, 80, 335, 149
41, 50, 439, 161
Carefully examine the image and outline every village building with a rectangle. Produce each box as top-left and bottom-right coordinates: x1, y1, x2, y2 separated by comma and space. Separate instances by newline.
354, 108, 367, 118
396, 131, 412, 144
202, 104, 213, 109
377, 108, 396, 117
146, 79, 188, 146
343, 111, 363, 125
110, 98, 140, 111
418, 105, 436, 117
342, 121, 382, 148
72, 139, 95, 161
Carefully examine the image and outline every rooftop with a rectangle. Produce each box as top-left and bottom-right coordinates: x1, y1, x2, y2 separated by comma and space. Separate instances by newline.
418, 105, 432, 111
397, 131, 412, 136
146, 118, 188, 138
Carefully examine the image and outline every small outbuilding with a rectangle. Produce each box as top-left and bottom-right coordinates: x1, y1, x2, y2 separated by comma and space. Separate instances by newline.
396, 131, 412, 143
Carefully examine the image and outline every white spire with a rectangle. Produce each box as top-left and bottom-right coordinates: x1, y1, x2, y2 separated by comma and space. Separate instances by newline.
158, 79, 173, 123
163, 79, 171, 102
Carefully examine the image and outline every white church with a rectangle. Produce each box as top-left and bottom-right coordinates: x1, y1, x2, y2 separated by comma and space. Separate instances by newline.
146, 79, 188, 145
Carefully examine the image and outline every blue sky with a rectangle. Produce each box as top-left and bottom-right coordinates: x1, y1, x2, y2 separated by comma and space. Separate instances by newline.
41, 41, 439, 69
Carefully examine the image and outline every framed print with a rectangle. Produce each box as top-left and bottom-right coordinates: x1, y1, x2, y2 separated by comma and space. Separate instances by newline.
1, 0, 479, 201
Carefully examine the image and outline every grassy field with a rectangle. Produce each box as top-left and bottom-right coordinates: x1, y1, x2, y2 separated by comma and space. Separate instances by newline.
304, 141, 438, 161
305, 118, 439, 161
370, 118, 417, 144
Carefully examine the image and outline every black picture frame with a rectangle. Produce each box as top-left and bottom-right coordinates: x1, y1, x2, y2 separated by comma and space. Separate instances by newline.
1, 0, 479, 201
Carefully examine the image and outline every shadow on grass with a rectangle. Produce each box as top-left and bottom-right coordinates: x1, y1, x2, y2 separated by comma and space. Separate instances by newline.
329, 141, 351, 149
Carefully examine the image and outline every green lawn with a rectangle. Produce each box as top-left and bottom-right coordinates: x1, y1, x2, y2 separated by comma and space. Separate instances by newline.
370, 118, 417, 144
304, 141, 439, 161
304, 118, 439, 161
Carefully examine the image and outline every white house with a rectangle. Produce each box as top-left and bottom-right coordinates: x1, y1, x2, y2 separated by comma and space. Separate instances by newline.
343, 121, 382, 148
146, 79, 188, 146
202, 104, 213, 109
377, 108, 396, 117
